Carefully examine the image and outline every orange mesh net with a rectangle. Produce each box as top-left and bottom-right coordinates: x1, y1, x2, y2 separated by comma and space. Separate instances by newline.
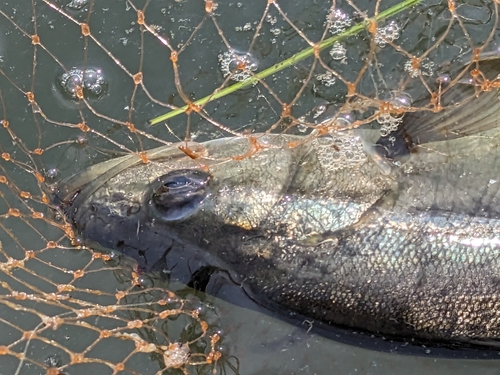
0, 0, 498, 373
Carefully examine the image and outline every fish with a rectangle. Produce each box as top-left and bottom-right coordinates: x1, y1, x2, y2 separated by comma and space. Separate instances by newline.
54, 56, 500, 348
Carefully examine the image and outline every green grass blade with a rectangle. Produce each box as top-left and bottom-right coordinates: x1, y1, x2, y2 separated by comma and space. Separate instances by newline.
149, 0, 420, 126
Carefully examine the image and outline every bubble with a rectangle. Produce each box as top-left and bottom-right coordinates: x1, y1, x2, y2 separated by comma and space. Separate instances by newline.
312, 130, 366, 171
45, 168, 61, 184
75, 134, 88, 146
316, 71, 336, 86
265, 13, 277, 25
312, 104, 327, 119
45, 354, 68, 374
333, 112, 354, 128
436, 73, 451, 85
58, 67, 108, 100
390, 91, 412, 109
218, 50, 258, 82
162, 343, 191, 368
270, 28, 281, 36
329, 42, 347, 61
326, 8, 352, 34
318, 111, 353, 129
297, 123, 308, 133
404, 58, 435, 78
377, 113, 402, 137
374, 20, 400, 47
65, 0, 89, 10
138, 274, 155, 288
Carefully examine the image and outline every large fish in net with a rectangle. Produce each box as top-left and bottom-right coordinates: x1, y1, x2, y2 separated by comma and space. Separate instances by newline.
1, 1, 500, 374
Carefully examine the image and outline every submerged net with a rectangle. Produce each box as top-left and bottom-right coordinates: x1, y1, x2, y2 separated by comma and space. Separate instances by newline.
0, 0, 499, 373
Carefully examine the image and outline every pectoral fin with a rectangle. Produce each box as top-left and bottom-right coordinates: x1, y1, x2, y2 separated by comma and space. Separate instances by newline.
297, 190, 397, 248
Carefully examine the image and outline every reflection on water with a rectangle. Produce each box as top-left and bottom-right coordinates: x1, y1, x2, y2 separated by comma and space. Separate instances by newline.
0, 0, 500, 374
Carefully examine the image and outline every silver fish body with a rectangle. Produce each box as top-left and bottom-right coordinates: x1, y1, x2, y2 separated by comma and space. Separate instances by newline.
54, 121, 500, 347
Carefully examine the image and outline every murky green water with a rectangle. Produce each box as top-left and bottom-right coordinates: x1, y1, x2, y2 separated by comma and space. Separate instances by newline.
1, 0, 500, 374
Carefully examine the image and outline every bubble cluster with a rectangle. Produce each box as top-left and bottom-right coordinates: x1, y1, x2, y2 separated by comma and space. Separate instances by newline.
404, 58, 435, 78
316, 70, 337, 86
296, 122, 309, 133
313, 130, 366, 171
265, 13, 278, 25
218, 50, 259, 82
329, 42, 347, 62
374, 20, 401, 47
326, 8, 352, 34
162, 343, 191, 369
58, 67, 108, 100
64, 0, 89, 10
377, 112, 403, 136
235, 22, 254, 32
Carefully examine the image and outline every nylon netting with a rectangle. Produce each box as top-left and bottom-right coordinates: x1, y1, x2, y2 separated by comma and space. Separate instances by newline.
0, 0, 498, 374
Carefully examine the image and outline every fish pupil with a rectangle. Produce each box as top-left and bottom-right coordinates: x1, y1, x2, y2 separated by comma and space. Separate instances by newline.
164, 176, 191, 189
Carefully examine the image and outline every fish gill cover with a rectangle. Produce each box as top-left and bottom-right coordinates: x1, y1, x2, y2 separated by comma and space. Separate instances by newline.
0, 0, 498, 374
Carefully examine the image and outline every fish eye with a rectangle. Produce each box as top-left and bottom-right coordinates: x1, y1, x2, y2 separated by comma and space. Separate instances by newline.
147, 169, 211, 221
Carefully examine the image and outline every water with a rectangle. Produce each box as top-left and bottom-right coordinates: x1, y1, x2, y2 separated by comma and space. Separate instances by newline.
1, 0, 500, 373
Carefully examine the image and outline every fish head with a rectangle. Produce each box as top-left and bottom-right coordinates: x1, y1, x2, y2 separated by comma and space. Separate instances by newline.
54, 134, 311, 272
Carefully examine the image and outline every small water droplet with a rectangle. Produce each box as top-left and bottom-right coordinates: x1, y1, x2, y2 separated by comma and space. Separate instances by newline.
45, 168, 61, 184
70, 236, 83, 246
75, 134, 88, 146
45, 354, 63, 368
265, 13, 277, 25
138, 275, 154, 288
391, 92, 412, 108
436, 73, 451, 85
